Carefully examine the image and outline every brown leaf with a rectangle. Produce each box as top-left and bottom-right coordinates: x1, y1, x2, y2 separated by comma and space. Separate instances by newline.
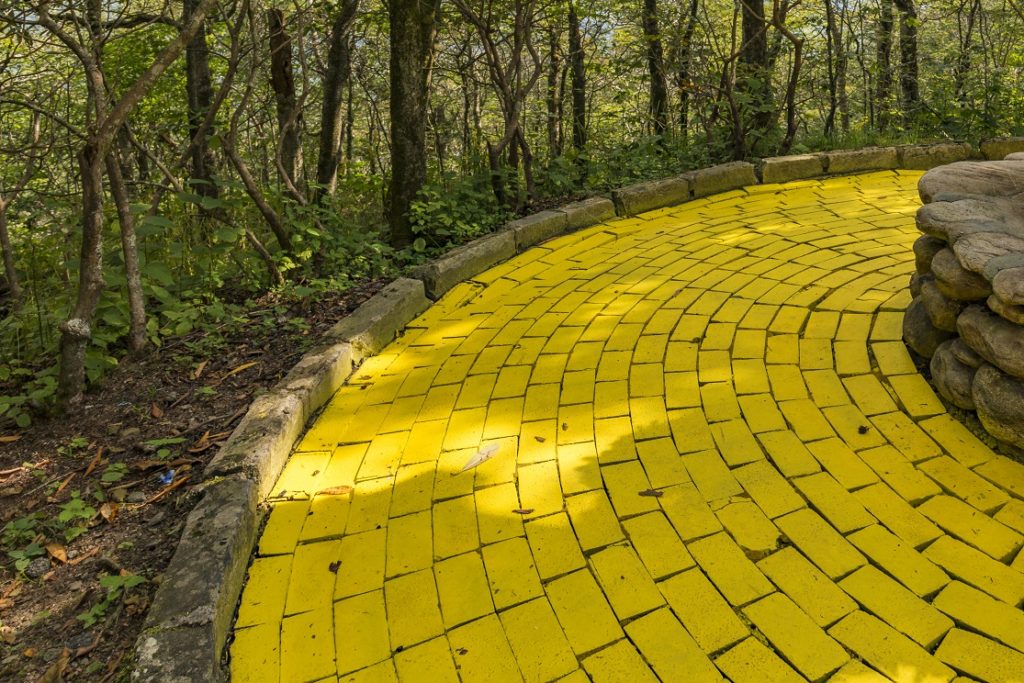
100, 502, 119, 523
328, 561, 341, 574
45, 543, 67, 563
533, 436, 546, 443
638, 489, 664, 498
23, 647, 36, 658
151, 402, 164, 419
83, 448, 104, 478
191, 360, 208, 380
222, 361, 258, 380
561, 422, 568, 431
0, 435, 20, 444
512, 508, 534, 515
317, 485, 353, 496
187, 431, 212, 453
36, 648, 69, 683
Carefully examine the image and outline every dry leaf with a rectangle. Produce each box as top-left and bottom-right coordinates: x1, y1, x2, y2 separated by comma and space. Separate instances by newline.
328, 561, 341, 574
188, 431, 212, 453
638, 488, 663, 498
222, 361, 258, 380
512, 508, 534, 515
317, 485, 353, 496
459, 443, 500, 472
23, 648, 36, 658
0, 435, 20, 443
100, 502, 119, 523
83, 448, 103, 478
151, 402, 164, 419
45, 543, 67, 563
191, 360, 208, 380
533, 436, 546, 443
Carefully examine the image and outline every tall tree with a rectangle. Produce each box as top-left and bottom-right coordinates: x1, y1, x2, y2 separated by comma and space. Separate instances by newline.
388, 0, 441, 248
184, 0, 219, 207
894, 0, 920, 120
676, 0, 700, 138
641, 0, 670, 137
315, 0, 360, 201
875, 0, 894, 128
267, 8, 303, 186
568, 0, 587, 157
737, 0, 773, 156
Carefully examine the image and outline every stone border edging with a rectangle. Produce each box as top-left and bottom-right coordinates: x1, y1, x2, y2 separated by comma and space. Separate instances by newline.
131, 136, 1024, 681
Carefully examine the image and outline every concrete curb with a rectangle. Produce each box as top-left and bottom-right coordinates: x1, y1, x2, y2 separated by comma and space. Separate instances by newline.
134, 136, 1020, 680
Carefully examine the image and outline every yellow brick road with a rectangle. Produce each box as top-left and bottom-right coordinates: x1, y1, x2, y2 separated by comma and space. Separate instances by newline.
231, 171, 1024, 683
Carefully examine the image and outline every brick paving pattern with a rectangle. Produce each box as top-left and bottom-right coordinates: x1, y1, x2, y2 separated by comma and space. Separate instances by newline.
231, 171, 1024, 682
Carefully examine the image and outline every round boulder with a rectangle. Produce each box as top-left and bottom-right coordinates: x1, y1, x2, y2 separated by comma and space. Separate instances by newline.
950, 337, 984, 368
987, 294, 1024, 325
913, 235, 946, 275
957, 304, 1024, 378
930, 340, 976, 409
993, 266, 1024, 306
972, 364, 1024, 449
931, 248, 992, 301
903, 297, 955, 358
910, 272, 932, 298
953, 231, 1024, 274
920, 279, 963, 331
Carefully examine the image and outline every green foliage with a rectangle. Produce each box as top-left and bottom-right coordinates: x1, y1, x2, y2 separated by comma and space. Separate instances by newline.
408, 176, 509, 253
77, 573, 147, 628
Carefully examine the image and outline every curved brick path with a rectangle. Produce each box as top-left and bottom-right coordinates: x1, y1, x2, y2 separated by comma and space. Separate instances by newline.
231, 171, 1024, 683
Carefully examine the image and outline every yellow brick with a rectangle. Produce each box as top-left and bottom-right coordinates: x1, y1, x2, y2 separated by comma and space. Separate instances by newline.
668, 407, 715, 453
822, 404, 887, 450
275, 450, 332, 497
995, 498, 1024, 534
743, 592, 849, 680
733, 329, 767, 358
767, 364, 808, 399
334, 529, 387, 600
589, 544, 665, 619
517, 420, 557, 464
433, 552, 493, 629
716, 501, 780, 558
664, 341, 697, 371
565, 490, 625, 550
334, 591, 390, 675
834, 340, 871, 375
558, 441, 602, 494
849, 525, 949, 597
710, 418, 764, 466
793, 471, 876, 533
384, 568, 443, 648
258, 499, 309, 556
741, 303, 778, 329
828, 611, 955, 683
665, 371, 700, 409
842, 374, 899, 415
659, 482, 723, 540
840, 565, 953, 648
517, 460, 563, 519
682, 450, 743, 502
733, 359, 771, 395
870, 411, 943, 462
918, 457, 1010, 514
597, 349, 631, 380
636, 437, 689, 488
231, 623, 279, 682
390, 462, 436, 517
594, 379, 630, 418
546, 568, 623, 654
687, 531, 774, 607
803, 369, 850, 407
492, 365, 532, 399
525, 512, 585, 579
733, 460, 805, 519
386, 510, 432, 577
557, 402, 594, 445
714, 637, 805, 683
766, 333, 800, 364
871, 341, 918, 375
701, 382, 741, 421
933, 581, 1024, 653
858, 445, 942, 503
698, 349, 732, 382
778, 398, 836, 441
446, 614, 524, 682
918, 414, 993, 467
625, 608, 722, 682
393, 637, 458, 682
500, 598, 578, 682
738, 393, 787, 433
756, 430, 821, 477
630, 396, 670, 439
629, 363, 665, 397
935, 629, 1024, 683
582, 640, 658, 682
522, 383, 560, 422
919, 495, 1023, 562
475, 482, 524, 545
853, 483, 942, 549
659, 568, 748, 654
776, 508, 866, 579
757, 547, 857, 627
975, 455, 1024, 500
481, 537, 543, 609
285, 540, 341, 615
888, 373, 945, 417
236, 556, 290, 629
828, 661, 889, 683
280, 607, 335, 682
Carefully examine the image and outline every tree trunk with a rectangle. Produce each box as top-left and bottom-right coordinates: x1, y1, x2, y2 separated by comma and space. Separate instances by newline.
105, 154, 147, 356
876, 0, 894, 129
0, 205, 21, 309
953, 0, 979, 105
388, 0, 441, 248
267, 8, 302, 186
642, 0, 669, 137
677, 0, 700, 138
184, 0, 219, 205
315, 0, 359, 202
568, 1, 587, 156
546, 27, 562, 159
737, 0, 773, 156
894, 0, 920, 121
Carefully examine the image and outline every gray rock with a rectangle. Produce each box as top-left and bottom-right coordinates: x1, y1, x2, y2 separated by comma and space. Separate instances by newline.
930, 340, 977, 409
957, 304, 1024, 378
953, 231, 1024, 275
913, 235, 946, 274
981, 137, 1024, 160
950, 337, 985, 368
920, 279, 963, 331
825, 147, 899, 174
910, 272, 932, 298
507, 210, 568, 251
899, 142, 976, 171
972, 364, 1024, 449
903, 296, 955, 358
556, 196, 615, 230
931, 248, 992, 300
24, 557, 50, 579
411, 232, 516, 299
993, 266, 1024, 305
981, 253, 1024, 282
916, 197, 1024, 244
612, 176, 691, 216
760, 154, 825, 183
133, 624, 225, 682
918, 159, 1024, 203
328, 278, 430, 352
987, 294, 1024, 325
1008, 152, 1024, 161
688, 162, 757, 198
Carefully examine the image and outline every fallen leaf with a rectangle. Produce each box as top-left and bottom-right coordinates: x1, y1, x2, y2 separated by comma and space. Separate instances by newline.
459, 443, 500, 472
638, 488, 663, 498
222, 361, 258, 380
83, 448, 104, 478
512, 508, 534, 515
317, 485, 353, 496
23, 647, 36, 658
328, 561, 341, 574
191, 360, 208, 380
188, 431, 212, 453
151, 402, 164, 419
533, 436, 546, 443
37, 648, 70, 683
100, 502, 119, 522
561, 422, 568, 431
45, 543, 67, 563
857, 425, 870, 434
0, 435, 20, 443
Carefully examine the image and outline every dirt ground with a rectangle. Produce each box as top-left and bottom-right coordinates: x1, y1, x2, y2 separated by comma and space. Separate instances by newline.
0, 279, 387, 682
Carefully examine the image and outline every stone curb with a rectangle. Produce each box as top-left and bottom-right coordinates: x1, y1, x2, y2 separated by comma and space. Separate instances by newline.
134, 137, 1021, 680
133, 280, 430, 682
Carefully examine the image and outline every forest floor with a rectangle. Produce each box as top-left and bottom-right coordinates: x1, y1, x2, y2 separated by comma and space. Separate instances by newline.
0, 278, 388, 682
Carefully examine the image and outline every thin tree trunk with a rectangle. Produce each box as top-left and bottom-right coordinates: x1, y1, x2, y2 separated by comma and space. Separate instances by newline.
738, 0, 772, 156
642, 0, 670, 137
677, 0, 700, 138
894, 0, 920, 121
315, 0, 359, 202
546, 27, 562, 159
105, 154, 147, 356
267, 8, 302, 186
876, 0, 894, 129
184, 0, 219, 205
568, 1, 587, 157
0, 206, 21, 309
388, 0, 441, 248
